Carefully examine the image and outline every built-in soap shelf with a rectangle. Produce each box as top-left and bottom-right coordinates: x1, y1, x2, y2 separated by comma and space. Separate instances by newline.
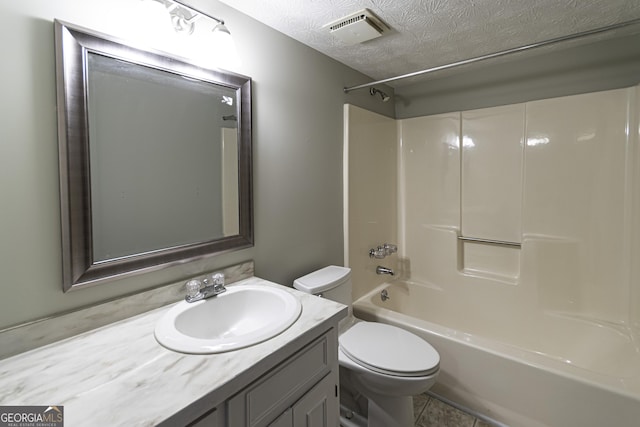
458, 236, 521, 285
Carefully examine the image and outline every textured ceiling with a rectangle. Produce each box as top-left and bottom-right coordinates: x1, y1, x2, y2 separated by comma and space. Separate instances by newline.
217, 0, 640, 87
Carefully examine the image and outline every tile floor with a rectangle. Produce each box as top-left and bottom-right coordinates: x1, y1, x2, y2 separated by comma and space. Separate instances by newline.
413, 393, 495, 427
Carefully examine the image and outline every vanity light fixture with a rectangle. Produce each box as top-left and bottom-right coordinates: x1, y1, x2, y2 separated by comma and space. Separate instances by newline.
166, 2, 198, 34
165, 0, 225, 33
158, 0, 239, 67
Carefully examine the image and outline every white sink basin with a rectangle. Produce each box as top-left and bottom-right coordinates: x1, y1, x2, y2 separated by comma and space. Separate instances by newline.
154, 284, 302, 354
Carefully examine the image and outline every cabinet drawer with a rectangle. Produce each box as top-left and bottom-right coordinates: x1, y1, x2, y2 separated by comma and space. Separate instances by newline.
228, 329, 336, 427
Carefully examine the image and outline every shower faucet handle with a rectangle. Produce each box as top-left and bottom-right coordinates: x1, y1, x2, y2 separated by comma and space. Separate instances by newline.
368, 243, 398, 259
383, 243, 397, 256
369, 246, 386, 259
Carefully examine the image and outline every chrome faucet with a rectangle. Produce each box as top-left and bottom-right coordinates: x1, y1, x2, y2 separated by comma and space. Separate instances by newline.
369, 243, 398, 259
376, 266, 394, 276
185, 273, 226, 303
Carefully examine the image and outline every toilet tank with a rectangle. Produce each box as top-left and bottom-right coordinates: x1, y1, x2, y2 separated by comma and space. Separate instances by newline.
293, 266, 352, 305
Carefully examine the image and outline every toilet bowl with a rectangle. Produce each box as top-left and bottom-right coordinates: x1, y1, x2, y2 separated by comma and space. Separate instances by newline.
293, 266, 440, 427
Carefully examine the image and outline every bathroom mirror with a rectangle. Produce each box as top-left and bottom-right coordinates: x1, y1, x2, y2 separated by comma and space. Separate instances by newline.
55, 20, 253, 292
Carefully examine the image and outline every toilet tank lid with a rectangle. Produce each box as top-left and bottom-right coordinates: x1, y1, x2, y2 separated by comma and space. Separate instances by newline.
293, 265, 351, 294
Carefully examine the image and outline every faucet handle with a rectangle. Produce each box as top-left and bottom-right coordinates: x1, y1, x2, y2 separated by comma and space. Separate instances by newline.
369, 246, 386, 259
369, 243, 398, 259
383, 243, 397, 255
185, 279, 202, 298
211, 273, 225, 286
211, 273, 225, 291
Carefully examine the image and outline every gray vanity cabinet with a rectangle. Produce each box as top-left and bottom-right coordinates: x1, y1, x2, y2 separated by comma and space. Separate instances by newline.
291, 372, 338, 426
187, 406, 225, 427
268, 373, 337, 427
227, 329, 339, 427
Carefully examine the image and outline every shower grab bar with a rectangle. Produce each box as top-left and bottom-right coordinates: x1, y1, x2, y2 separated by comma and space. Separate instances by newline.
458, 236, 521, 248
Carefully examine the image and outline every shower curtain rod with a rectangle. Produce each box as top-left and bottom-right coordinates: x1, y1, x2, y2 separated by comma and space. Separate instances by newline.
343, 17, 640, 93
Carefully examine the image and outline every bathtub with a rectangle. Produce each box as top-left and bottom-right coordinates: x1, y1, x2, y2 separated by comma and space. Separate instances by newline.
353, 280, 640, 427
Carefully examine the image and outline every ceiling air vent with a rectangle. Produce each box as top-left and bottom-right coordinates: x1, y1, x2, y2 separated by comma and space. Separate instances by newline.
324, 9, 390, 45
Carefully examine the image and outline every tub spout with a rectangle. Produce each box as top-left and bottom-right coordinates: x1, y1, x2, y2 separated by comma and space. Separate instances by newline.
376, 266, 394, 276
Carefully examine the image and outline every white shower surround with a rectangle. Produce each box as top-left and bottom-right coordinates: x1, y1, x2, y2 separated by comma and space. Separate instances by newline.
344, 83, 640, 426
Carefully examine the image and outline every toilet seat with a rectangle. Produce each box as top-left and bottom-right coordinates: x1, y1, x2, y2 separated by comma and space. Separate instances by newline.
339, 322, 439, 377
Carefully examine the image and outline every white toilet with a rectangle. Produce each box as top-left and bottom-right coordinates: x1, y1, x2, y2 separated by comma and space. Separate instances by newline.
294, 266, 440, 427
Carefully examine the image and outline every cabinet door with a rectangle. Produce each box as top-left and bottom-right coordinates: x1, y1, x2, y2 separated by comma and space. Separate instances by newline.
268, 408, 292, 427
227, 331, 335, 427
292, 374, 338, 427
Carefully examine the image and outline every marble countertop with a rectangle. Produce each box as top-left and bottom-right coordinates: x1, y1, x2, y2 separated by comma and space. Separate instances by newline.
0, 277, 347, 426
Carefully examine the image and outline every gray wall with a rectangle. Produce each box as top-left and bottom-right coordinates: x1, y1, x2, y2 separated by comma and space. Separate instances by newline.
0, 0, 393, 330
